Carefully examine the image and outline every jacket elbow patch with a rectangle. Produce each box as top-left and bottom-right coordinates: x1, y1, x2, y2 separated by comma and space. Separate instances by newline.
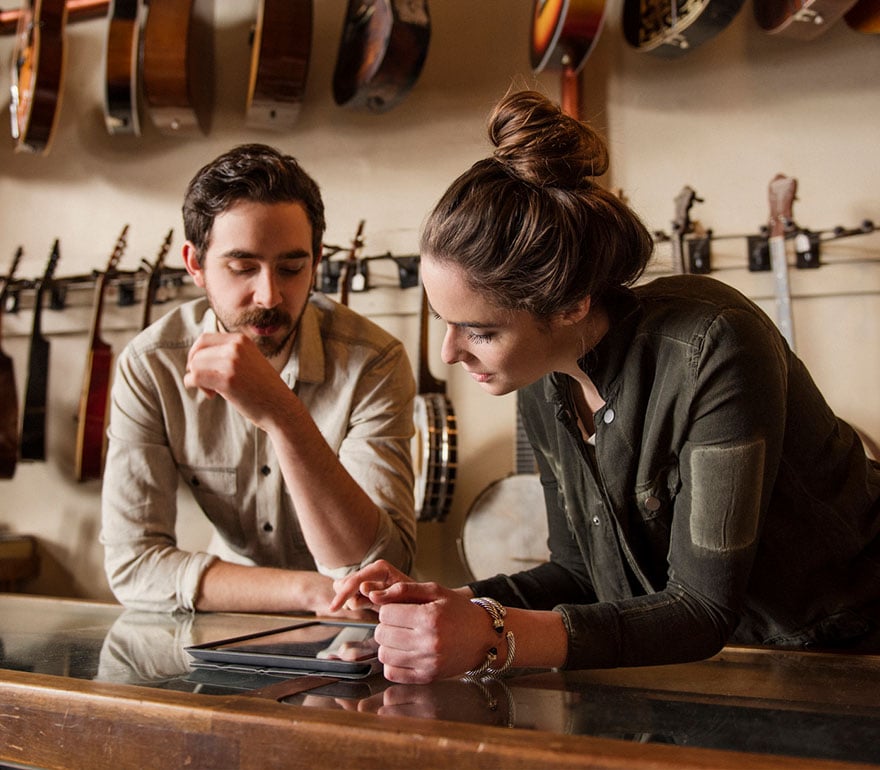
689, 441, 765, 552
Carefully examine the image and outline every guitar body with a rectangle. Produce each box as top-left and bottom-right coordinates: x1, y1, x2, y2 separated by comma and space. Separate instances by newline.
0, 349, 18, 479
75, 342, 113, 481
531, 0, 607, 74
9, 0, 68, 154
622, 0, 745, 57
412, 287, 457, 522
104, 0, 142, 135
754, 0, 858, 39
246, 0, 312, 129
333, 0, 431, 113
141, 0, 213, 135
845, 0, 880, 31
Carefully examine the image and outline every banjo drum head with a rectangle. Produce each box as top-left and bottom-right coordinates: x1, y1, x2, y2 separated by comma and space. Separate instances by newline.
458, 473, 550, 581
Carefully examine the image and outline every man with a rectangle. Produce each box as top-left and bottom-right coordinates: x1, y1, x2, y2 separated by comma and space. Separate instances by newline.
101, 144, 416, 614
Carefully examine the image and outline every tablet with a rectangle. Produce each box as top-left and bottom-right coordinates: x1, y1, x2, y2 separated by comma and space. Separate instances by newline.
185, 620, 380, 679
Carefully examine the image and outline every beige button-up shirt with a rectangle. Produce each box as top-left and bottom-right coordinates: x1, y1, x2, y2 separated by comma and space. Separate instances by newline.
101, 293, 416, 612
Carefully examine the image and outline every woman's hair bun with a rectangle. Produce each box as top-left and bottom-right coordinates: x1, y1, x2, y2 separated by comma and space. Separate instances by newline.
488, 90, 608, 190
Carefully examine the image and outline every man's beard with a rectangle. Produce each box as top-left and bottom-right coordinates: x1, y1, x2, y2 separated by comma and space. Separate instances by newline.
221, 306, 296, 359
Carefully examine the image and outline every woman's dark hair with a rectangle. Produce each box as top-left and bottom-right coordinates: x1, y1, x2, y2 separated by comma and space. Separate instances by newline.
420, 90, 653, 318
182, 143, 326, 265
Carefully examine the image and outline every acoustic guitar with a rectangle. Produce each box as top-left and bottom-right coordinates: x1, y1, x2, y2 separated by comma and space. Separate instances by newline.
767, 174, 797, 349
0, 248, 24, 479
9, 0, 68, 154
141, 229, 173, 330
141, 0, 213, 135
530, 0, 608, 120
754, 0, 857, 39
246, 0, 312, 129
75, 226, 128, 482
103, 0, 143, 135
845, 0, 880, 31
412, 285, 457, 522
332, 0, 431, 113
622, 0, 745, 57
20, 240, 61, 462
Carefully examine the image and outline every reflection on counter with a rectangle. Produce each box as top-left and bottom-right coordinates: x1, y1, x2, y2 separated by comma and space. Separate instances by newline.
2, 594, 880, 766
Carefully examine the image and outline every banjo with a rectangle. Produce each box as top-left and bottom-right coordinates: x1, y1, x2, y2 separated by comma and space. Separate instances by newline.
458, 397, 549, 581
411, 284, 456, 522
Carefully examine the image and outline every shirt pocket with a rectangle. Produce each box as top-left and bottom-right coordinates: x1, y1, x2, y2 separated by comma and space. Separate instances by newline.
179, 465, 246, 547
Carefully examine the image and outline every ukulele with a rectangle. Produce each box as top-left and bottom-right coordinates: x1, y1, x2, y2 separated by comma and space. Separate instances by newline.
246, 0, 312, 129
75, 225, 128, 482
332, 0, 431, 113
0, 248, 24, 479
103, 0, 143, 135
412, 284, 457, 522
622, 0, 745, 57
141, 0, 213, 135
754, 0, 857, 39
20, 240, 61, 462
9, 0, 68, 154
530, 0, 608, 120
141, 229, 173, 330
767, 174, 797, 349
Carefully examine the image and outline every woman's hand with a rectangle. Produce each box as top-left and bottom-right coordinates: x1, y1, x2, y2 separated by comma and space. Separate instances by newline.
329, 559, 413, 613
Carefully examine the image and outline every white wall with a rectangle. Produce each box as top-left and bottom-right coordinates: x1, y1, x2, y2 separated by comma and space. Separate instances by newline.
0, 0, 877, 600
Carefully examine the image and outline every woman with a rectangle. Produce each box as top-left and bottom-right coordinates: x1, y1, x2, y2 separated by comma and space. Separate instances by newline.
331, 90, 880, 684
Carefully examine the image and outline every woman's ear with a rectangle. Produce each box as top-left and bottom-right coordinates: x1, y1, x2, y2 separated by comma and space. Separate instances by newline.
182, 242, 206, 289
554, 294, 592, 328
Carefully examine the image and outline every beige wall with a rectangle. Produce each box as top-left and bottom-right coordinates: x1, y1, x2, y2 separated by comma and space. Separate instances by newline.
1, 1, 878, 601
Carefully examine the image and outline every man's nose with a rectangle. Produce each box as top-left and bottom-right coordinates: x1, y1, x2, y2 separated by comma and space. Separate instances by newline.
254, 269, 282, 307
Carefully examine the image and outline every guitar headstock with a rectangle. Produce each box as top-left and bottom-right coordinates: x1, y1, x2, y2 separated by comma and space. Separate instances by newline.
154, 228, 173, 269
106, 224, 130, 274
44, 239, 61, 282
768, 174, 797, 239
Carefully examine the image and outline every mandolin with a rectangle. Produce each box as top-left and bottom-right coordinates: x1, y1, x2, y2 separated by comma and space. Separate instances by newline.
411, 284, 457, 522
530, 0, 608, 120
0, 248, 24, 479
75, 225, 128, 482
20, 240, 61, 462
333, 0, 431, 113
141, 0, 213, 136
9, 0, 68, 154
754, 0, 858, 39
103, 0, 143, 135
141, 229, 173, 330
246, 0, 312, 129
767, 174, 797, 349
622, 0, 745, 57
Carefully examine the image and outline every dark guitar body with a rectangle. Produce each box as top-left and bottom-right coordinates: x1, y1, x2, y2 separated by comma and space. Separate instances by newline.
75, 342, 113, 482
104, 0, 141, 134
622, 0, 745, 57
754, 0, 858, 39
246, 0, 312, 129
0, 350, 18, 478
845, 0, 880, 31
11, 0, 68, 153
333, 0, 431, 113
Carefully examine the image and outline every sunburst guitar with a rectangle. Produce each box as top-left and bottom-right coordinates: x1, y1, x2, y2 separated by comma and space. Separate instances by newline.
622, 0, 745, 57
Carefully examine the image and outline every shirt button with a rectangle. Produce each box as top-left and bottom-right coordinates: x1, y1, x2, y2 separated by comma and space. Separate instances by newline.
261, 465, 271, 476
591, 516, 601, 526
603, 409, 615, 424
263, 522, 274, 532
644, 496, 661, 512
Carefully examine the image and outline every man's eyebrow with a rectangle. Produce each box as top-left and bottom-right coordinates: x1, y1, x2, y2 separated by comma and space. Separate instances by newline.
221, 248, 311, 261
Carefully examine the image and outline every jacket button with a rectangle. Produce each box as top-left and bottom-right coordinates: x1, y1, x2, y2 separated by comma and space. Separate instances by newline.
644, 496, 661, 512
603, 409, 615, 424
591, 516, 601, 526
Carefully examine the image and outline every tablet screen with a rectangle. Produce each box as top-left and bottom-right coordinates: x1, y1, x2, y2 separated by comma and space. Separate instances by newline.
216, 622, 377, 661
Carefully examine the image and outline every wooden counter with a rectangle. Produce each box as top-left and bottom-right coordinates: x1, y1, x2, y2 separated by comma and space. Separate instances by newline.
1, 594, 878, 770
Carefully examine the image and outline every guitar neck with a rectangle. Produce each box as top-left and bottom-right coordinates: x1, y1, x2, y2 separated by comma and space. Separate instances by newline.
416, 286, 446, 394
769, 235, 795, 349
